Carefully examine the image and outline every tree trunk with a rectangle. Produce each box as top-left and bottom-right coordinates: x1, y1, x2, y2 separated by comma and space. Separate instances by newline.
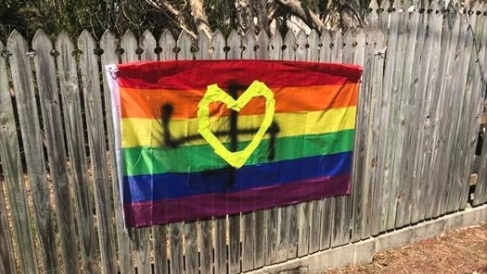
190, 0, 212, 38
235, 0, 254, 35
253, 0, 269, 34
274, 0, 324, 31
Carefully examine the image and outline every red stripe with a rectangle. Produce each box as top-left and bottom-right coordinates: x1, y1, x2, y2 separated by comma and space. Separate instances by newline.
116, 60, 362, 90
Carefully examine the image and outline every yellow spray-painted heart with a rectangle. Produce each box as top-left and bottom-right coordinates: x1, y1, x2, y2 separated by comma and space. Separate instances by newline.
197, 80, 275, 168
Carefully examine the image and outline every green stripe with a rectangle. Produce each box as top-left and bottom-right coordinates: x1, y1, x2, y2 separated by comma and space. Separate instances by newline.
122, 129, 355, 176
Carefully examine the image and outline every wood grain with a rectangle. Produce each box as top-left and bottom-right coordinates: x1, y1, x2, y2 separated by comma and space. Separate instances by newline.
56, 32, 98, 273
394, 5, 421, 229
0, 40, 25, 274
277, 31, 298, 262
8, 30, 57, 274
32, 29, 79, 273
129, 29, 156, 274
195, 29, 214, 274
78, 30, 117, 274
99, 29, 134, 274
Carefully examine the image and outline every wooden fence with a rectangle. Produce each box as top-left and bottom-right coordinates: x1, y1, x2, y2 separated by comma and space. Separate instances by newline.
1, 0, 487, 273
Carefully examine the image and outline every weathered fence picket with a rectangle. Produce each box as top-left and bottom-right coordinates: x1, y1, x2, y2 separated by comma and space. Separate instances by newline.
434, 11, 462, 218
422, 1, 446, 221
317, 31, 334, 251
0, 40, 24, 274
99, 29, 135, 274
239, 30, 259, 272
295, 30, 312, 256
0, 167, 14, 274
379, 0, 389, 36
350, 28, 372, 242
474, 3, 487, 206
226, 30, 242, 274
394, 3, 420, 229
409, 3, 432, 225
78, 30, 117, 274
127, 29, 157, 274
458, 2, 485, 211
329, 31, 348, 249
446, 14, 477, 214
33, 29, 80, 273
56, 32, 99, 273
195, 29, 213, 274
0, 42, 17, 273
1, 4, 487, 273
386, 0, 408, 231
307, 30, 322, 255
140, 29, 158, 61
8, 30, 57, 274
280, 30, 298, 262
371, 3, 397, 236
263, 31, 282, 266
209, 29, 229, 274
176, 30, 200, 274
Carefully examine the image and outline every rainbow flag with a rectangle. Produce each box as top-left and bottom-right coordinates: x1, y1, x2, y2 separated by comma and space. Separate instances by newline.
107, 60, 362, 227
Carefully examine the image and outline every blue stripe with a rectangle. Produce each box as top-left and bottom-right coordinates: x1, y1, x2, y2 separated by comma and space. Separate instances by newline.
123, 152, 353, 203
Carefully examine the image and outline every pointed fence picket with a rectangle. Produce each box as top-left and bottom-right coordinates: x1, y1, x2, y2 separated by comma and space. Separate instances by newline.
99, 29, 135, 274
194, 30, 214, 274
56, 31, 99, 273
127, 29, 157, 274
1, 4, 487, 273
393, 3, 421, 229
474, 3, 487, 206
410, 3, 433, 225
78, 30, 117, 274
0, 40, 32, 274
32, 29, 79, 273
8, 30, 57, 274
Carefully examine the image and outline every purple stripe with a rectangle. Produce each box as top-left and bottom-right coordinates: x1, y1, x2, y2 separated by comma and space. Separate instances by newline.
124, 174, 350, 227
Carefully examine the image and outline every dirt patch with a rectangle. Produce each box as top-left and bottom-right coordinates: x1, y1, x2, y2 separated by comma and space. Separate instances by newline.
326, 223, 487, 274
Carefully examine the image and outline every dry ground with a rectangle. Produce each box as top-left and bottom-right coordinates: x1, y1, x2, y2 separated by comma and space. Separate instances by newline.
326, 223, 487, 274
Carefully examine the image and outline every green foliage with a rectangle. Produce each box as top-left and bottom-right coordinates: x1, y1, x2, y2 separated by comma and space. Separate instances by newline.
0, 0, 26, 41
0, 0, 372, 42
0, 0, 170, 42
205, 1, 238, 36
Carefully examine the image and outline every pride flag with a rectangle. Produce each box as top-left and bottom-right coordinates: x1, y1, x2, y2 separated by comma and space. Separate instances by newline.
107, 60, 362, 227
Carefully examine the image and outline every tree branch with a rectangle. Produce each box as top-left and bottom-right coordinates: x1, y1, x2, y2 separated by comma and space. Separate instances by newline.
325, 0, 362, 32
144, 0, 198, 38
190, 0, 212, 38
274, 0, 324, 31
235, 0, 254, 35
251, 0, 269, 34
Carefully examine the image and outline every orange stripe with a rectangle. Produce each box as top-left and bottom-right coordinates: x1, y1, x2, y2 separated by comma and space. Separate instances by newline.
120, 83, 359, 119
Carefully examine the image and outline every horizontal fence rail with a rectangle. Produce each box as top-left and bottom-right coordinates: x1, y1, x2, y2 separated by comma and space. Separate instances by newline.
1, 0, 487, 273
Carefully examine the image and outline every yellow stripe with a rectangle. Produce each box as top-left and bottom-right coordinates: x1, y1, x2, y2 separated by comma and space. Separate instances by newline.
121, 107, 356, 148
